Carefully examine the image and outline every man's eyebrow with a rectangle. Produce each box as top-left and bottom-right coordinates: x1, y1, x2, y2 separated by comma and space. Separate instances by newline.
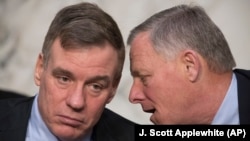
52, 67, 74, 78
130, 71, 137, 77
86, 75, 111, 84
130, 68, 140, 77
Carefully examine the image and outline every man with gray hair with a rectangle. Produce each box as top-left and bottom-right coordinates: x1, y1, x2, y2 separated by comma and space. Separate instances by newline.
127, 4, 250, 124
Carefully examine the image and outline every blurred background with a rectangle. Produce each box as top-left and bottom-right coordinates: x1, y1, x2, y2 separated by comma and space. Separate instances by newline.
0, 0, 249, 124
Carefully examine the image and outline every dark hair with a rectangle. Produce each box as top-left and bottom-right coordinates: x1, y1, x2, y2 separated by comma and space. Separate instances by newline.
42, 2, 125, 79
127, 4, 236, 73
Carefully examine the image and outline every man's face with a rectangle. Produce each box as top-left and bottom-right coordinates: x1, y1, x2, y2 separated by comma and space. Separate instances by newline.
129, 32, 196, 124
34, 38, 119, 140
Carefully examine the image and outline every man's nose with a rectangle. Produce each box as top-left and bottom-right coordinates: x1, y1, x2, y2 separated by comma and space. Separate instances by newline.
129, 81, 145, 104
66, 86, 85, 111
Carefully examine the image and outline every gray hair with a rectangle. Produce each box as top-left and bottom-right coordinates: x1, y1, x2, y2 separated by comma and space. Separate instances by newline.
127, 4, 236, 73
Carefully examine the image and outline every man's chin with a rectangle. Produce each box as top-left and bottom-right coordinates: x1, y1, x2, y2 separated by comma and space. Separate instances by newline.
51, 126, 83, 141
149, 112, 158, 124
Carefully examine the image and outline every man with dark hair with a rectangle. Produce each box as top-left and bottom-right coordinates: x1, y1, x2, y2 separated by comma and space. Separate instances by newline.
0, 2, 136, 141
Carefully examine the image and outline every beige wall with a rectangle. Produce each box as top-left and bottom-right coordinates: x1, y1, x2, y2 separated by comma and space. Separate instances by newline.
0, 0, 249, 124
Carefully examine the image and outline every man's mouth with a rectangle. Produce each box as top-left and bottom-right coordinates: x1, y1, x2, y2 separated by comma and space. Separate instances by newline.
58, 115, 83, 127
144, 109, 155, 113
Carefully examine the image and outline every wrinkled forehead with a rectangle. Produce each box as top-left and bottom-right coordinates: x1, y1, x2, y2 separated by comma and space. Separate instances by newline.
49, 38, 119, 74
129, 32, 158, 60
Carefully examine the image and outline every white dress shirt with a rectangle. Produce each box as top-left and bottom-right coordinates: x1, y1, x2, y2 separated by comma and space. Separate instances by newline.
212, 73, 239, 124
25, 94, 92, 141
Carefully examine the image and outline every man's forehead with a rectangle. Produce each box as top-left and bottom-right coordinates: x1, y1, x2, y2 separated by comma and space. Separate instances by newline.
130, 32, 150, 48
130, 33, 158, 59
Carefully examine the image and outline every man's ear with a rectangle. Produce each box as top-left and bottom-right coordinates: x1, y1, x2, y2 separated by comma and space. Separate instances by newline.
34, 53, 44, 86
181, 50, 201, 82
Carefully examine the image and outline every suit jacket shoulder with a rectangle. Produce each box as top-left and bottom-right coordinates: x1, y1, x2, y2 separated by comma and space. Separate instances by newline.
92, 108, 137, 141
234, 69, 250, 124
0, 89, 27, 99
0, 90, 34, 141
0, 90, 138, 140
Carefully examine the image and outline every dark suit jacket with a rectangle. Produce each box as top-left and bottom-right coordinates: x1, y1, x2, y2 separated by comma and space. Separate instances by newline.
0, 90, 136, 141
234, 69, 250, 124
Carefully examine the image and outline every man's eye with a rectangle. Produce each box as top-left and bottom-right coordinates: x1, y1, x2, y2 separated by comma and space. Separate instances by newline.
141, 77, 145, 82
140, 76, 149, 86
139, 76, 145, 82
57, 76, 70, 84
90, 83, 103, 92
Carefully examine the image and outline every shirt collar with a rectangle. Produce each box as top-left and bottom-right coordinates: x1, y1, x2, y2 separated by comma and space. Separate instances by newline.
26, 94, 92, 141
212, 73, 239, 124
